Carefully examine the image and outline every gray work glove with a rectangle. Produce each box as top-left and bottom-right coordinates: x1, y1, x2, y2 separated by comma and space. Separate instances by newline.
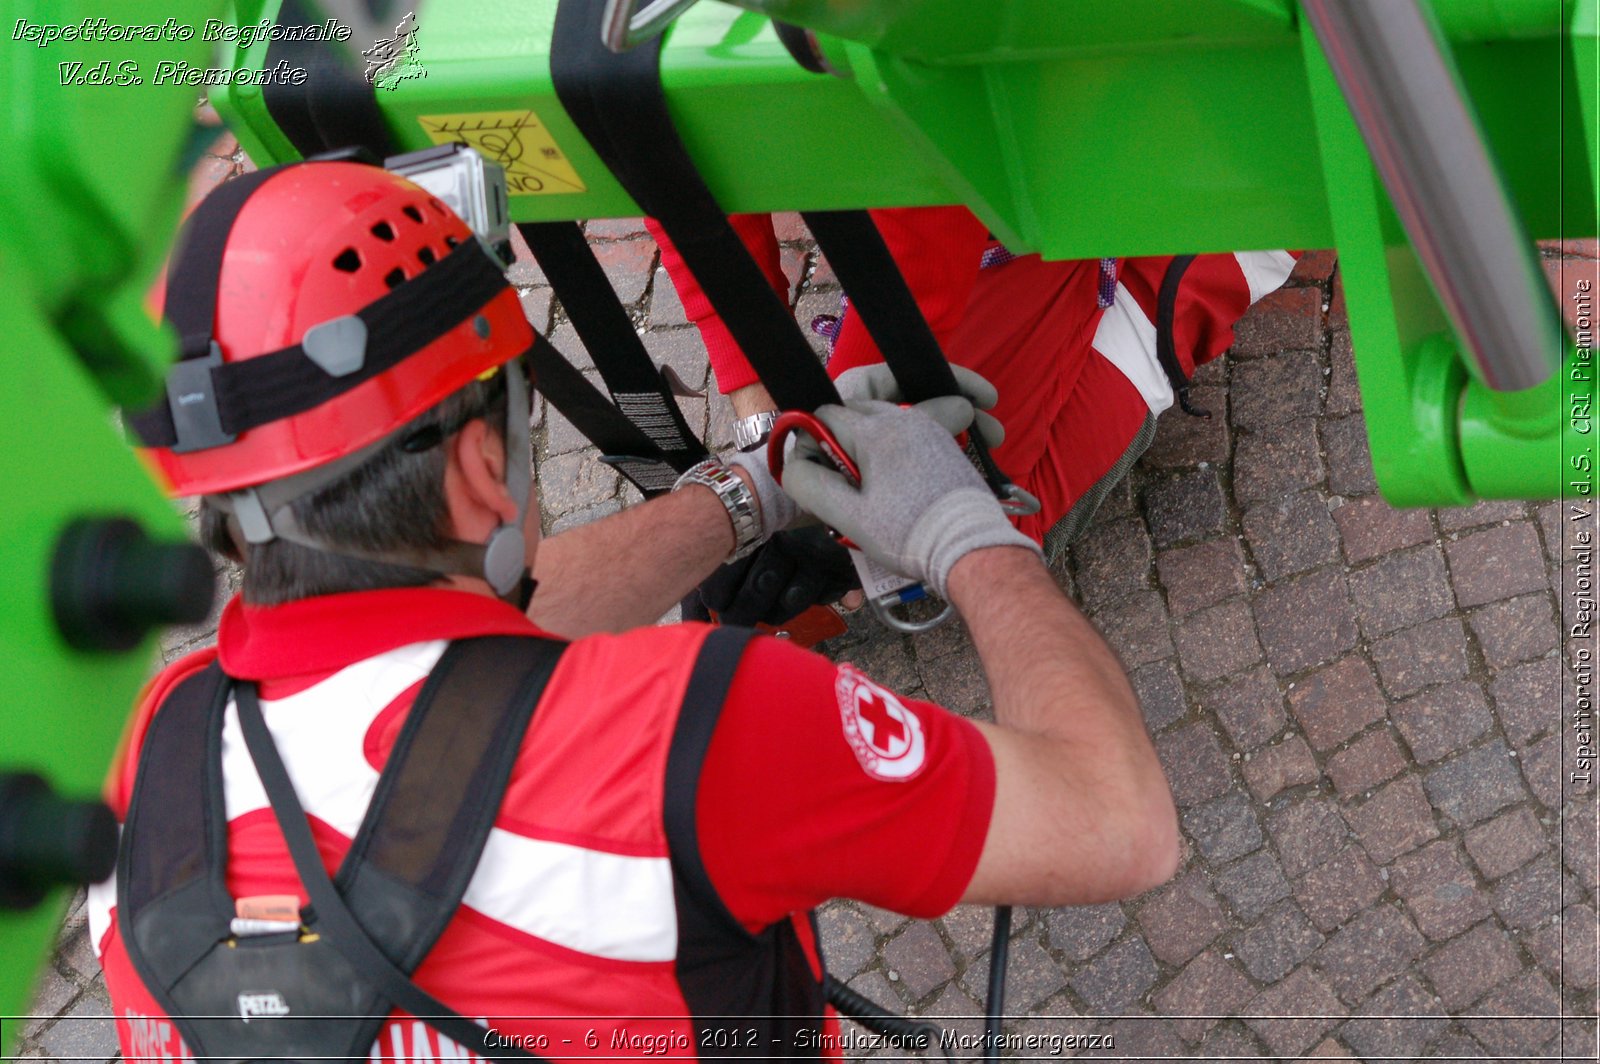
833, 363, 1006, 448
780, 399, 1043, 599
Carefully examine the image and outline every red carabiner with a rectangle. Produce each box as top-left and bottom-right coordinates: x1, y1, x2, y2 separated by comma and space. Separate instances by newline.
767, 410, 862, 549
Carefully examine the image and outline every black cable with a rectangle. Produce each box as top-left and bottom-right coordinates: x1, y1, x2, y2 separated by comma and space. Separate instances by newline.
984, 906, 1011, 1063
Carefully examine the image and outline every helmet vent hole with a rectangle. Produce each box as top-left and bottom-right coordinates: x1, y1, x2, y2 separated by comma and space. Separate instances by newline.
371, 221, 396, 242
384, 267, 407, 289
444, 235, 460, 249
417, 246, 437, 266
332, 248, 361, 273
429, 198, 446, 214
402, 205, 424, 224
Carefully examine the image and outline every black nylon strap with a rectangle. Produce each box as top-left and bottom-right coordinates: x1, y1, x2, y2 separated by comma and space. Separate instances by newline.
262, 0, 403, 160
1155, 255, 1209, 418
129, 241, 509, 448
233, 637, 565, 1062
549, 0, 840, 413
519, 220, 708, 471
162, 168, 289, 361
528, 333, 683, 495
799, 209, 1020, 495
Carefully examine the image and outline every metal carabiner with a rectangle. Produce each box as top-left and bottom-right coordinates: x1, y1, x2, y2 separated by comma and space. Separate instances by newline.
768, 411, 956, 635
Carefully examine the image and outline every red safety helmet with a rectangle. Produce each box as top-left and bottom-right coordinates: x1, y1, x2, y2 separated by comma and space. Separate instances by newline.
137, 161, 532, 497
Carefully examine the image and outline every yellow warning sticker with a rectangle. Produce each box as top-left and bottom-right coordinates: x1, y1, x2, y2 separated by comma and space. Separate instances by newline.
417, 110, 587, 196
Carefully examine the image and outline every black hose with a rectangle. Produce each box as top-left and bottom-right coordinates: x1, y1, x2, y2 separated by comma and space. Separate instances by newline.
825, 975, 952, 1062
983, 906, 1011, 1063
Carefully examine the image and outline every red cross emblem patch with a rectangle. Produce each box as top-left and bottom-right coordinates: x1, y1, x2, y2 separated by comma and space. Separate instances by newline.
835, 666, 927, 781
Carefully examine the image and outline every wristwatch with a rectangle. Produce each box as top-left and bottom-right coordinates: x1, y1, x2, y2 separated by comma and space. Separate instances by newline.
674, 458, 763, 563
732, 410, 780, 453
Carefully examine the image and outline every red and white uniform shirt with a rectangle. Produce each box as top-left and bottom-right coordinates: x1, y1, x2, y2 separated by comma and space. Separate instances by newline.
92, 588, 995, 1062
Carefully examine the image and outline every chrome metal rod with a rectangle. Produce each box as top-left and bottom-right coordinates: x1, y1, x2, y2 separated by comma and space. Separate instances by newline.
1301, 0, 1564, 391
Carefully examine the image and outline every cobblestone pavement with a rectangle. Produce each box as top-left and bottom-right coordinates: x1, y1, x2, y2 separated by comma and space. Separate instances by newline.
12, 134, 1599, 1060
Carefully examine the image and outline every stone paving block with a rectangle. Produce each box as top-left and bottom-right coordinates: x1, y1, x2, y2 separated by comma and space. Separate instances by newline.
1424, 1028, 1490, 1062
937, 903, 1012, 965
1176, 600, 1263, 682
1347, 545, 1455, 638
1069, 514, 1152, 611
1389, 841, 1492, 940
537, 450, 620, 515
1348, 774, 1439, 863
1445, 521, 1548, 608
1242, 492, 1341, 581
1136, 872, 1230, 966
1424, 739, 1529, 827
1155, 722, 1235, 807
1244, 967, 1347, 1058
1324, 728, 1408, 798
961, 937, 1062, 1014
1564, 799, 1600, 892
1234, 418, 1325, 504
1291, 249, 1338, 284
1068, 936, 1158, 1014
881, 922, 955, 1002
1368, 617, 1470, 699
1287, 656, 1386, 752
1232, 286, 1324, 358
1294, 844, 1386, 933
1086, 1014, 1187, 1057
1311, 905, 1427, 1004
1463, 806, 1547, 880
818, 904, 878, 981
846, 968, 904, 1011
646, 265, 687, 327
857, 903, 910, 937
1337, 975, 1449, 1062
1156, 537, 1248, 617
1468, 592, 1559, 669
1205, 667, 1287, 751
1182, 791, 1265, 864
1141, 385, 1231, 468
1242, 734, 1319, 801
1130, 660, 1188, 732
1331, 494, 1434, 564
1145, 469, 1229, 550
585, 217, 649, 240
1269, 797, 1352, 877
917, 649, 990, 716
26, 961, 80, 1027
590, 237, 656, 304
1554, 904, 1600, 990
1254, 569, 1359, 676
1524, 725, 1592, 812
1045, 903, 1126, 963
1203, 1022, 1278, 1061
1320, 415, 1378, 497
641, 326, 710, 392
1231, 352, 1323, 430
35, 993, 117, 1064
1438, 498, 1528, 532
1091, 590, 1173, 668
1490, 655, 1563, 747
1492, 855, 1571, 931
1234, 899, 1325, 983
1215, 850, 1292, 921
519, 286, 553, 333
1422, 919, 1525, 1011
1390, 681, 1494, 764
1324, 328, 1361, 417
1462, 971, 1563, 1056
1152, 949, 1255, 1043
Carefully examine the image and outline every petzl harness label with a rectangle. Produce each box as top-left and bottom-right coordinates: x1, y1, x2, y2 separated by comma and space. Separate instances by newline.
419, 110, 587, 196
238, 991, 291, 1022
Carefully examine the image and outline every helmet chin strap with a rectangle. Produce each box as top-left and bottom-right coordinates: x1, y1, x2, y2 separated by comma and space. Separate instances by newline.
212, 361, 539, 610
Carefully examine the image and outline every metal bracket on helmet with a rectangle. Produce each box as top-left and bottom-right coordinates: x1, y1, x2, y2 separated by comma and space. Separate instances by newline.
386, 145, 511, 264
166, 343, 236, 454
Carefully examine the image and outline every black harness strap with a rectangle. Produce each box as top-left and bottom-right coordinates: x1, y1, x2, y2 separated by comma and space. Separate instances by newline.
262, 0, 403, 160
549, 0, 840, 414
118, 637, 566, 1063
799, 209, 1022, 496
1155, 254, 1210, 418
519, 220, 709, 475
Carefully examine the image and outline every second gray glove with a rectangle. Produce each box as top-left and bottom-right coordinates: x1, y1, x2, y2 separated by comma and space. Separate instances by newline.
780, 399, 1043, 599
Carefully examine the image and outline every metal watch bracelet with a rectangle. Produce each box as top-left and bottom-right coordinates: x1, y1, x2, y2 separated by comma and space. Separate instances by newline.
732, 410, 780, 452
673, 458, 763, 563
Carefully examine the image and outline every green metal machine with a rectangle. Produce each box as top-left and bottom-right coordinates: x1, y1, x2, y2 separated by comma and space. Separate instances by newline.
0, 0, 1594, 1045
